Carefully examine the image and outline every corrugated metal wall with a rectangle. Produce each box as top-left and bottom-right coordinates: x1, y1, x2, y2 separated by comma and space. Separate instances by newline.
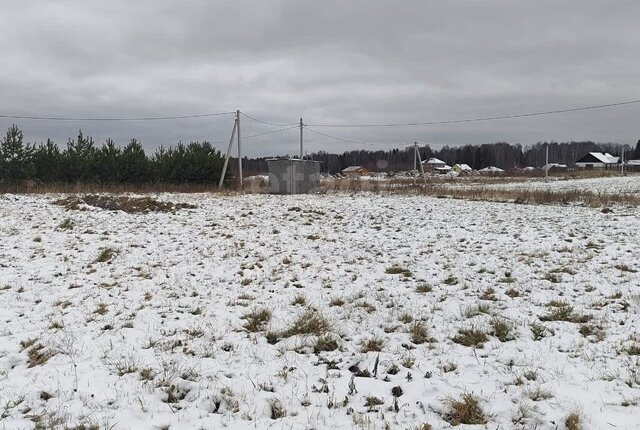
266, 159, 321, 194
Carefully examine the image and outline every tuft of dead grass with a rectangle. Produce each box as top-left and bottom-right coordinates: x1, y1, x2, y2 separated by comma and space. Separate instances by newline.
284, 309, 331, 337
452, 327, 488, 348
242, 308, 272, 332
443, 393, 488, 425
361, 337, 385, 352
565, 412, 582, 430
95, 248, 117, 263
26, 343, 57, 368
539, 305, 591, 323
409, 321, 435, 344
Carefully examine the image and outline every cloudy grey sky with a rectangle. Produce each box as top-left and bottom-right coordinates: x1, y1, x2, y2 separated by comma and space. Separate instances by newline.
1, 0, 639, 156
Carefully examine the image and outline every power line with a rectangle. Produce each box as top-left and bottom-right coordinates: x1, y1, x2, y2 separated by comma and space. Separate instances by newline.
0, 111, 236, 121
211, 125, 298, 144
305, 99, 640, 128
239, 111, 298, 127
304, 127, 411, 148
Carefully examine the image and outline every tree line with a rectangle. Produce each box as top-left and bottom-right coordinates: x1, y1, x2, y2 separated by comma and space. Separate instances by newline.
0, 124, 225, 184
243, 140, 640, 175
3, 124, 639, 183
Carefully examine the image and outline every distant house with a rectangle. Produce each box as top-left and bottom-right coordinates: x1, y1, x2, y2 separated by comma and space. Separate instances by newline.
451, 164, 473, 174
575, 152, 619, 170
341, 165, 369, 177
422, 158, 447, 172
478, 166, 505, 174
626, 159, 640, 172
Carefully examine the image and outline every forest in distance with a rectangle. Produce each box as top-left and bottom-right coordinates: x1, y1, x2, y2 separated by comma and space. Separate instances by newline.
1, 123, 639, 184
244, 140, 640, 175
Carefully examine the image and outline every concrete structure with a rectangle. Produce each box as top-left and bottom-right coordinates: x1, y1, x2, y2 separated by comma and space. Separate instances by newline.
266, 159, 321, 194
341, 166, 369, 177
575, 152, 619, 170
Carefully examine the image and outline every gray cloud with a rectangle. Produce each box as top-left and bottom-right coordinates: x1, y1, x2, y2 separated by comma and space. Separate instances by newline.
0, 0, 639, 156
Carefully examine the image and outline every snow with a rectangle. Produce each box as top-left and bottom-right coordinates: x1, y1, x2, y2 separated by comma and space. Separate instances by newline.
478, 166, 505, 173
584, 152, 620, 164
1, 192, 640, 429
469, 175, 640, 195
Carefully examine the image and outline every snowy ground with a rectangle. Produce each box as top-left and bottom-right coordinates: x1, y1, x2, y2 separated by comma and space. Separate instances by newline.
1, 193, 639, 429
447, 175, 640, 195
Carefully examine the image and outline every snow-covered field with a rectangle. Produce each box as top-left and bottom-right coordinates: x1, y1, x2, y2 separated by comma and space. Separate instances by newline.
1, 193, 639, 429
450, 175, 640, 195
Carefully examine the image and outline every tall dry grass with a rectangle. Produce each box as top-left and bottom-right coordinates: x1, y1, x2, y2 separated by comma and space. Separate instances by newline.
0, 182, 234, 195
320, 176, 640, 207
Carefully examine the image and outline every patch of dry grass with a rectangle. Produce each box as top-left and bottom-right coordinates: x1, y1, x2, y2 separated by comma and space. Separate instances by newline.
284, 309, 331, 337
443, 393, 488, 425
242, 308, 272, 332
53, 195, 196, 214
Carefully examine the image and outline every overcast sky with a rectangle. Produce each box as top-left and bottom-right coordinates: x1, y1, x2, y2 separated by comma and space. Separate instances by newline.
1, 0, 639, 156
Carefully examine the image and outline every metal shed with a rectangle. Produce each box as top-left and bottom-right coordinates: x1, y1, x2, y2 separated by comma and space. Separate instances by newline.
266, 159, 321, 194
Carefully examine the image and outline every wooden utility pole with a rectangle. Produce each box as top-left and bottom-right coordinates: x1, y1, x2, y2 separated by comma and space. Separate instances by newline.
218, 117, 238, 189
413, 142, 417, 171
415, 143, 427, 186
545, 143, 549, 180
299, 117, 304, 159
237, 109, 242, 190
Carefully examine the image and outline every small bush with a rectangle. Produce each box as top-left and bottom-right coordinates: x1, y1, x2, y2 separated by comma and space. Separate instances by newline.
452, 327, 488, 348
443, 393, 488, 425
